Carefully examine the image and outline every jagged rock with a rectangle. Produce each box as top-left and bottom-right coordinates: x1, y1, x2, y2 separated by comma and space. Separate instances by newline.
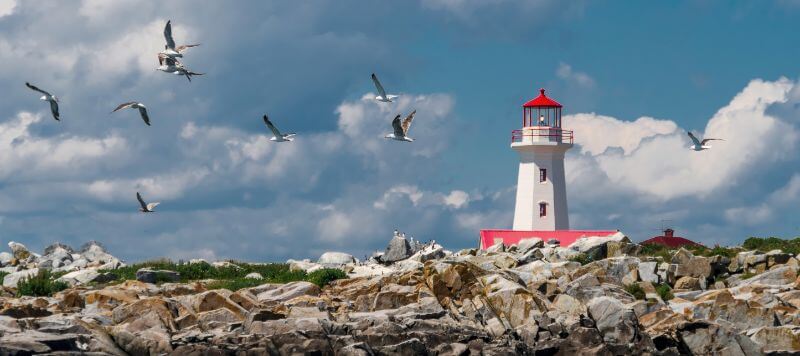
383, 236, 413, 263
244, 272, 263, 280
287, 259, 323, 273
675, 256, 712, 279
638, 261, 659, 284
515, 238, 544, 253
730, 265, 797, 287
250, 281, 321, 304
3, 268, 39, 288
317, 252, 356, 265
136, 268, 180, 284
674, 276, 701, 290
0, 252, 12, 266
569, 232, 629, 254
8, 241, 31, 260
750, 326, 800, 352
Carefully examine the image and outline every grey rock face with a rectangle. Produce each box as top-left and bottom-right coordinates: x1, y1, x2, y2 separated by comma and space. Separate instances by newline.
382, 236, 413, 263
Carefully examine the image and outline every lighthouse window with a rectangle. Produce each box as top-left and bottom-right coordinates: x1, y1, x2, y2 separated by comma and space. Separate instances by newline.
539, 168, 547, 183
539, 203, 547, 217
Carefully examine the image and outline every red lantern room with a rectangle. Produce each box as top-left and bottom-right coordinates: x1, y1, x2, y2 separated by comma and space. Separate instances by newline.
522, 88, 562, 128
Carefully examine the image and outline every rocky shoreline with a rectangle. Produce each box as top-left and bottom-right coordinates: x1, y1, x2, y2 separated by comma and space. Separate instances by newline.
1, 234, 800, 354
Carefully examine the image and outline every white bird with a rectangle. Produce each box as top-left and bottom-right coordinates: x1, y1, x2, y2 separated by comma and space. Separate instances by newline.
371, 73, 398, 102
687, 132, 723, 151
157, 54, 203, 82
160, 20, 200, 59
385, 110, 416, 142
112, 102, 151, 126
263, 115, 296, 142
136, 192, 160, 213
25, 82, 60, 121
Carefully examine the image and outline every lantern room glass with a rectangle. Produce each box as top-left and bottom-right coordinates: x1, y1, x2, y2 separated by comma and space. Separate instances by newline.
523, 107, 561, 128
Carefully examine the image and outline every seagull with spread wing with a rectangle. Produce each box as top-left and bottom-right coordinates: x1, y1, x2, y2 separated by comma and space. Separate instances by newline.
371, 73, 398, 102
25, 82, 60, 121
112, 102, 151, 126
385, 109, 416, 142
157, 54, 204, 82
687, 131, 723, 151
136, 192, 160, 213
160, 20, 200, 59
263, 115, 296, 142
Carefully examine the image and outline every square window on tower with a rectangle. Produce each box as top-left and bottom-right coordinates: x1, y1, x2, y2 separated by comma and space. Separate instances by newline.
539, 168, 547, 183
539, 203, 547, 217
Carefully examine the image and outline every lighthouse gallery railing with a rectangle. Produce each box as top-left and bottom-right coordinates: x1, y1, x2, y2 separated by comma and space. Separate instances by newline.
511, 127, 574, 144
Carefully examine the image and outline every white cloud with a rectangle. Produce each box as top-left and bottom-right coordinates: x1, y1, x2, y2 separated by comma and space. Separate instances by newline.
0, 0, 16, 17
567, 113, 677, 155
556, 62, 595, 88
574, 78, 797, 200
442, 190, 470, 209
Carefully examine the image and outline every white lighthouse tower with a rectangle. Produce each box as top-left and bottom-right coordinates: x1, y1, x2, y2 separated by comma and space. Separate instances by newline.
511, 88, 573, 231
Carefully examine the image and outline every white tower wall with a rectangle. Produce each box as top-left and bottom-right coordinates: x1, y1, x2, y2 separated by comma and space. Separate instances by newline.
512, 131, 572, 230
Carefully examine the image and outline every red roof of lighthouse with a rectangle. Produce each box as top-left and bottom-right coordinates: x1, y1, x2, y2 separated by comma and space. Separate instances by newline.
523, 88, 562, 108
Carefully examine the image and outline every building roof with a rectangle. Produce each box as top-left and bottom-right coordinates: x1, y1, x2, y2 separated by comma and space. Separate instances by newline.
479, 229, 619, 249
640, 229, 703, 248
523, 88, 562, 108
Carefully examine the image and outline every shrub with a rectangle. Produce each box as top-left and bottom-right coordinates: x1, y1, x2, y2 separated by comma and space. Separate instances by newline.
655, 283, 673, 301
206, 278, 266, 292
307, 268, 347, 287
0, 271, 8, 283
16, 270, 70, 297
742, 237, 800, 255
624, 283, 646, 300
568, 253, 591, 266
638, 244, 672, 261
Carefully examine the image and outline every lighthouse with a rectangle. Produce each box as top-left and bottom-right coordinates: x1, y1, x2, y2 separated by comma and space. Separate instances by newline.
478, 88, 618, 250
511, 88, 572, 230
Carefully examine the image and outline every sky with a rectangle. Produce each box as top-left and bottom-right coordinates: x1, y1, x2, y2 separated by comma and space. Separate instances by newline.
0, 0, 799, 262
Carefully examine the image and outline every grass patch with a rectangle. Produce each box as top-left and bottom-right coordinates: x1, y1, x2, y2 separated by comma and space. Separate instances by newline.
740, 272, 756, 280
16, 270, 69, 297
100, 260, 346, 290
0, 271, 8, 283
624, 283, 646, 300
742, 237, 800, 255
638, 244, 672, 261
655, 283, 673, 301
569, 253, 592, 266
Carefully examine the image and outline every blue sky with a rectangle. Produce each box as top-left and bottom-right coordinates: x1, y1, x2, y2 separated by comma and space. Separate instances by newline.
0, 0, 799, 262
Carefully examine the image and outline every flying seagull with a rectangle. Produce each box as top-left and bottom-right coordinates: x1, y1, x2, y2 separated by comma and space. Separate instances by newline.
385, 109, 416, 142
371, 73, 398, 102
263, 115, 296, 142
25, 82, 60, 121
136, 192, 160, 213
160, 20, 200, 59
112, 102, 151, 126
157, 54, 204, 82
687, 132, 723, 151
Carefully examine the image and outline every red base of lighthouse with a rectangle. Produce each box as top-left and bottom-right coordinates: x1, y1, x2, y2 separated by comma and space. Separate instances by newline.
479, 229, 619, 250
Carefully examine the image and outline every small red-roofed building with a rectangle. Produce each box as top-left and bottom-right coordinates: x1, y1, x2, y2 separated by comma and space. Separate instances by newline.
641, 229, 703, 249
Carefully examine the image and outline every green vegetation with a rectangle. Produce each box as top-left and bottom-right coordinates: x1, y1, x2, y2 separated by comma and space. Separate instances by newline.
99, 259, 347, 291
0, 271, 9, 283
624, 283, 646, 300
569, 253, 592, 266
16, 270, 70, 297
655, 283, 673, 301
743, 237, 800, 255
740, 272, 756, 280
638, 243, 738, 261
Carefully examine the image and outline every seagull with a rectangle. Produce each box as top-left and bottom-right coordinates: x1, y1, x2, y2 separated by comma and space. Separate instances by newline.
136, 192, 160, 213
263, 115, 296, 142
687, 132, 723, 151
385, 110, 416, 142
157, 54, 203, 82
25, 82, 60, 121
371, 73, 398, 102
112, 102, 151, 126
160, 20, 200, 59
